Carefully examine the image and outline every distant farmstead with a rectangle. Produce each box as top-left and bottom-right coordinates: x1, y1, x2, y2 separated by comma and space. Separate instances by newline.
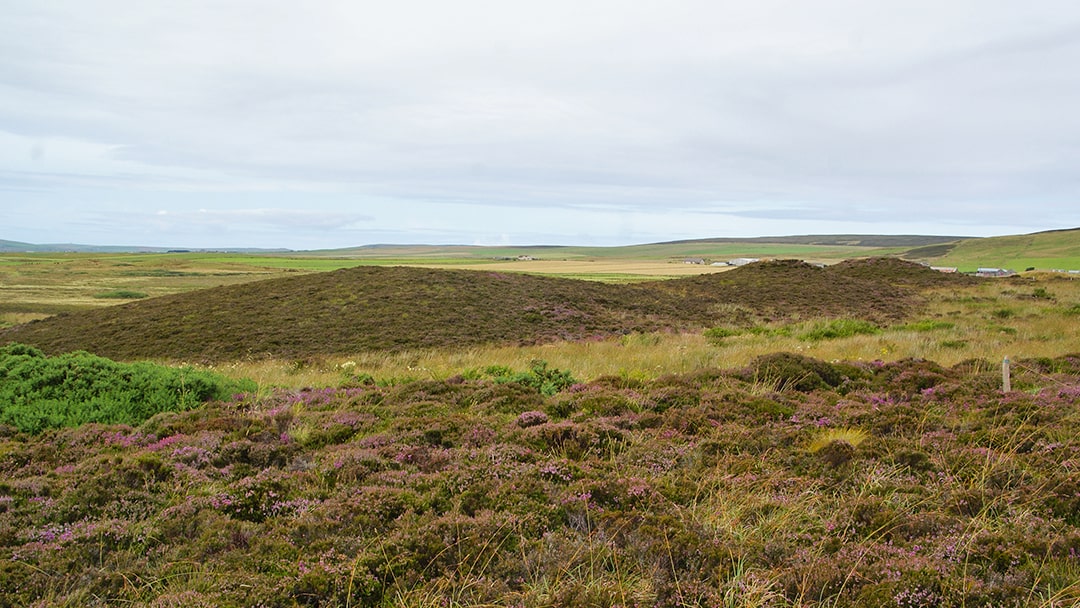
683, 258, 706, 265
976, 268, 1015, 277
728, 258, 760, 266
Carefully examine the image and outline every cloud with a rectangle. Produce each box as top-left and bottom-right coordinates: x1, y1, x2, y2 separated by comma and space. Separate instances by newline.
157, 208, 374, 231
2, 1, 1079, 247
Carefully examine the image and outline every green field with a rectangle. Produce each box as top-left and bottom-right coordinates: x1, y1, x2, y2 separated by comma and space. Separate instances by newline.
905, 228, 1080, 272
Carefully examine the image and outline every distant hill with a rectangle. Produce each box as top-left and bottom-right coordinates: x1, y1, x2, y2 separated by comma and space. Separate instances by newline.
902, 227, 1080, 271
309, 235, 970, 260
1, 258, 972, 362
655, 234, 970, 248
8, 230, 1075, 270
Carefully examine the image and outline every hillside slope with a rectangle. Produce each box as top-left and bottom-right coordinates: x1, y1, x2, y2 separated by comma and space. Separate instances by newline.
904, 227, 1080, 271
0, 259, 973, 362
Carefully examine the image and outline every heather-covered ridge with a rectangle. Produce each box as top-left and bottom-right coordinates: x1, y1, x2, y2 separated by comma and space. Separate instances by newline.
2, 354, 1078, 606
0, 258, 970, 363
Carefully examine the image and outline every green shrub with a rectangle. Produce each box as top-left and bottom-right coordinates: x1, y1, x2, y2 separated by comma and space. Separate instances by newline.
703, 326, 742, 343
93, 290, 149, 299
0, 343, 255, 433
465, 360, 576, 396
897, 319, 955, 332
798, 318, 880, 341
747, 324, 793, 337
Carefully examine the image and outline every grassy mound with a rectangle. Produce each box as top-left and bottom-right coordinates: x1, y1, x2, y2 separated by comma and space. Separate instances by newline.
655, 258, 961, 322
825, 256, 979, 288
0, 259, 972, 363
1, 354, 1078, 606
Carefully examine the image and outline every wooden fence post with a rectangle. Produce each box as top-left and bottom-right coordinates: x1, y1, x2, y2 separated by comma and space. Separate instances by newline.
1002, 356, 1011, 393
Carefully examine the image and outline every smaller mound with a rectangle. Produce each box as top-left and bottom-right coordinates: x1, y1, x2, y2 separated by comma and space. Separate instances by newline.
827, 257, 977, 288
660, 259, 921, 323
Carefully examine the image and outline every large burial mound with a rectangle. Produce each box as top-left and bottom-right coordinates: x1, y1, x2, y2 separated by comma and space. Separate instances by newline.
1, 258, 974, 362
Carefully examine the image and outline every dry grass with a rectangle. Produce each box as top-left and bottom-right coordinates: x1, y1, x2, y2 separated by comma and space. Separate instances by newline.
0, 312, 51, 328
0, 253, 289, 319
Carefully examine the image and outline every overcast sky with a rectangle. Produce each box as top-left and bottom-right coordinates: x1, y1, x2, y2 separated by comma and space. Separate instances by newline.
3, 1, 1080, 249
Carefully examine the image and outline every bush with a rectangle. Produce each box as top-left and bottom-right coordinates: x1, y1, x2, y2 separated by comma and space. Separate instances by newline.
798, 319, 880, 341
465, 360, 576, 396
703, 326, 742, 343
746, 352, 847, 392
93, 290, 149, 299
0, 343, 255, 433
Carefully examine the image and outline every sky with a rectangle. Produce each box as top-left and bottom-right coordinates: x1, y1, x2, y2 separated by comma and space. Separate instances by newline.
3, 1, 1080, 249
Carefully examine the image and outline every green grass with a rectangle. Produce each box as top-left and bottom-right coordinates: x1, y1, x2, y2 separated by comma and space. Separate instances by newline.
797, 318, 881, 341
895, 319, 956, 332
910, 228, 1080, 271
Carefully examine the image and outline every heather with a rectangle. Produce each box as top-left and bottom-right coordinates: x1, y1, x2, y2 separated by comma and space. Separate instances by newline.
0, 259, 966, 363
2, 355, 1079, 606
0, 344, 255, 433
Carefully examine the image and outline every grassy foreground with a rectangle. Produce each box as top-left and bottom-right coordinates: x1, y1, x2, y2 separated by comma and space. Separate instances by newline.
1, 353, 1078, 606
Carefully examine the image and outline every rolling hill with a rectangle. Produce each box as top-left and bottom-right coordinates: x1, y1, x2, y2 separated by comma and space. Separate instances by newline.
0, 258, 973, 362
903, 227, 1080, 271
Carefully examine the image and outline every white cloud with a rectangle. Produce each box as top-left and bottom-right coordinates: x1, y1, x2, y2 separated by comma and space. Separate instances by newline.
1, 0, 1079, 247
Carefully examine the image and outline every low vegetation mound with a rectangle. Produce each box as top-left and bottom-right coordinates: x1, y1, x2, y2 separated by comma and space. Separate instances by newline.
0, 343, 255, 433
825, 256, 978, 288
2, 353, 1078, 606
656, 258, 967, 323
0, 259, 973, 362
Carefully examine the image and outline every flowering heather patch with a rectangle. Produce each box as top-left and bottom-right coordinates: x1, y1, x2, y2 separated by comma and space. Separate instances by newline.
1, 354, 1079, 606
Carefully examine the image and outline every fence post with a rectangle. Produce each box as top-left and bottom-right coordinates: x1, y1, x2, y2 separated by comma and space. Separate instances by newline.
1002, 356, 1011, 392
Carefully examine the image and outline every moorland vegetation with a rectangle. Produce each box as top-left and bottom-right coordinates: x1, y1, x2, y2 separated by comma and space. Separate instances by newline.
1, 245, 1079, 607
1, 349, 1078, 606
0, 258, 969, 363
